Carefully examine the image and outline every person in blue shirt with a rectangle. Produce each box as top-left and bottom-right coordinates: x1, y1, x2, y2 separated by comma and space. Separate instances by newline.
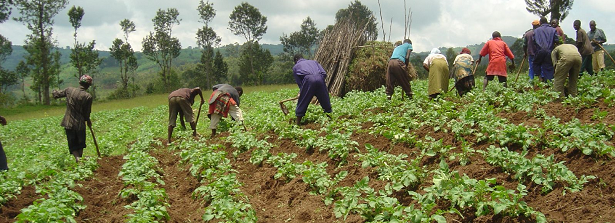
292, 54, 332, 125
533, 17, 559, 82
386, 39, 414, 100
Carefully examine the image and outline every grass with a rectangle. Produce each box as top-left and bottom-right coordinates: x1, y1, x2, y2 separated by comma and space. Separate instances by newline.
1, 84, 296, 121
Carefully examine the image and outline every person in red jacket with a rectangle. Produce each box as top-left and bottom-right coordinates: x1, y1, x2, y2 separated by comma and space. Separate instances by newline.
477, 31, 515, 90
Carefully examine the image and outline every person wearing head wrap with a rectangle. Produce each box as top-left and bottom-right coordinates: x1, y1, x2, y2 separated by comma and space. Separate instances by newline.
477, 31, 515, 90
523, 20, 541, 82
208, 84, 245, 137
451, 48, 475, 96
52, 75, 94, 162
423, 48, 449, 98
386, 39, 414, 100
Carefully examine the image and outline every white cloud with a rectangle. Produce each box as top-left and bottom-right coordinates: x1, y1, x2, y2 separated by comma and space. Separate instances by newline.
0, 0, 612, 54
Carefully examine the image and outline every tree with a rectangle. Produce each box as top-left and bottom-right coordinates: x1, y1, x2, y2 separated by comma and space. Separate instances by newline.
110, 19, 138, 97
228, 2, 267, 43
525, 0, 574, 22
194, 0, 221, 88
445, 47, 456, 69
13, 0, 68, 105
212, 50, 228, 83
68, 6, 101, 98
15, 60, 29, 100
335, 0, 378, 41
142, 8, 181, 92
228, 2, 269, 85
280, 16, 320, 60
238, 41, 272, 85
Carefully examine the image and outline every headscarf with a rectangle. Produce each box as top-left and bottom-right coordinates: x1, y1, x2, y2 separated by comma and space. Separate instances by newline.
430, 48, 441, 55
460, 48, 471, 55
79, 75, 92, 85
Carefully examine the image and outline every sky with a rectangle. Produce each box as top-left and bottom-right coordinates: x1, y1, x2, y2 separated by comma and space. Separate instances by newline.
1, 0, 614, 53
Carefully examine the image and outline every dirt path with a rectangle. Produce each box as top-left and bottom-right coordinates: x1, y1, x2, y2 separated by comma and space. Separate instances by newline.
0, 185, 39, 223
150, 146, 205, 222
74, 155, 130, 222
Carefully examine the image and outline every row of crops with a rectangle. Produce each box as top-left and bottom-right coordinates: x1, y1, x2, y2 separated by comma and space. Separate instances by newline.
0, 70, 614, 222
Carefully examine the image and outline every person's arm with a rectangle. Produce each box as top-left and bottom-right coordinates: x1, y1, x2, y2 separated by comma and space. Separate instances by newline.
551, 47, 559, 67
196, 88, 205, 104
422, 56, 430, 71
405, 48, 412, 66
52, 88, 67, 99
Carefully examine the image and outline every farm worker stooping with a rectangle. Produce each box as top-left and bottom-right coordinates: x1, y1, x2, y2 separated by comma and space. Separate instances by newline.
292, 54, 332, 125
451, 48, 475, 96
532, 17, 559, 82
52, 75, 93, 163
551, 43, 582, 101
386, 39, 414, 100
574, 20, 594, 76
477, 31, 515, 90
589, 20, 607, 74
0, 115, 8, 170
167, 87, 204, 143
207, 84, 245, 138
423, 48, 449, 98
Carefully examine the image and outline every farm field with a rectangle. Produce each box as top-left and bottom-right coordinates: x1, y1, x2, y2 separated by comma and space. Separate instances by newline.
1, 72, 615, 222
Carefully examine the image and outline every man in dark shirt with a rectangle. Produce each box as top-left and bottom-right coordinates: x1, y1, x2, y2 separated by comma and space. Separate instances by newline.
523, 20, 540, 82
292, 54, 332, 125
208, 84, 245, 137
0, 115, 8, 171
168, 87, 204, 143
574, 20, 594, 76
52, 75, 94, 162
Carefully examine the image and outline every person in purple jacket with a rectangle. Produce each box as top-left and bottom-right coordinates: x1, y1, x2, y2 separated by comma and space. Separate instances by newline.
292, 54, 332, 125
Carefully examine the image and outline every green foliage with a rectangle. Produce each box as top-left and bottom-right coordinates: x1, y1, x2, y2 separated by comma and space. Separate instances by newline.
238, 41, 273, 85
347, 41, 393, 94
13, 0, 68, 104
228, 2, 267, 43
280, 16, 319, 59
109, 19, 138, 98
335, 0, 378, 41
142, 8, 182, 92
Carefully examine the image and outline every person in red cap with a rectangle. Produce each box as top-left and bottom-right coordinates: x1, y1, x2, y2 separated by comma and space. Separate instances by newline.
53, 75, 93, 162
451, 48, 475, 96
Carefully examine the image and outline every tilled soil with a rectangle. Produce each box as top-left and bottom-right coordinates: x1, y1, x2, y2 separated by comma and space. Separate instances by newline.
1, 101, 615, 222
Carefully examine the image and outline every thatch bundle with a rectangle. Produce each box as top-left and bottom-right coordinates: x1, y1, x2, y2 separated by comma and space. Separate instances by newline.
314, 18, 369, 97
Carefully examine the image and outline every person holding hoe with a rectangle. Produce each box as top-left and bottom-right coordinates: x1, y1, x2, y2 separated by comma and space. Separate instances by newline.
292, 54, 332, 125
207, 84, 245, 137
386, 39, 414, 100
53, 75, 94, 163
551, 42, 582, 101
167, 87, 204, 143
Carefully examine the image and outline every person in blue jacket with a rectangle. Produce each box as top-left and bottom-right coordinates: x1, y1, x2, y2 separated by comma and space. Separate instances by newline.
292, 54, 332, 125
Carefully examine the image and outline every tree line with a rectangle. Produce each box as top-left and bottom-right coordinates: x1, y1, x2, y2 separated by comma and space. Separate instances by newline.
0, 0, 580, 106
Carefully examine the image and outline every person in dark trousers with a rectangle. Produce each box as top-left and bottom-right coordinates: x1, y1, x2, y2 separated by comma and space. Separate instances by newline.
0, 115, 8, 171
208, 84, 245, 138
167, 87, 204, 143
551, 43, 582, 101
533, 17, 559, 82
386, 39, 414, 100
52, 75, 94, 163
292, 54, 332, 125
574, 20, 594, 76
523, 20, 540, 82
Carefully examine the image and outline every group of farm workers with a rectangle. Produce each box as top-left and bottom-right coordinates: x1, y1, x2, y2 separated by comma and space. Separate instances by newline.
0, 17, 607, 165
387, 17, 607, 102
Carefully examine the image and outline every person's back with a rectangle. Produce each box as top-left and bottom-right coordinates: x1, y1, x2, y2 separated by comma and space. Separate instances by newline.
534, 24, 558, 51
55, 86, 92, 131
553, 44, 581, 60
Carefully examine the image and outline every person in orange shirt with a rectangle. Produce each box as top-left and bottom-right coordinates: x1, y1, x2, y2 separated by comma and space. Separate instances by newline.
477, 31, 515, 90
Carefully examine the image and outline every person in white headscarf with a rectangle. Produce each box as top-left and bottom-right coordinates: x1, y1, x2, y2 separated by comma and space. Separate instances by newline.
423, 48, 450, 98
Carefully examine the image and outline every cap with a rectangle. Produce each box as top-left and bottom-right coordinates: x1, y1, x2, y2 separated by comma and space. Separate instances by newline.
79, 75, 92, 85
532, 20, 540, 26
